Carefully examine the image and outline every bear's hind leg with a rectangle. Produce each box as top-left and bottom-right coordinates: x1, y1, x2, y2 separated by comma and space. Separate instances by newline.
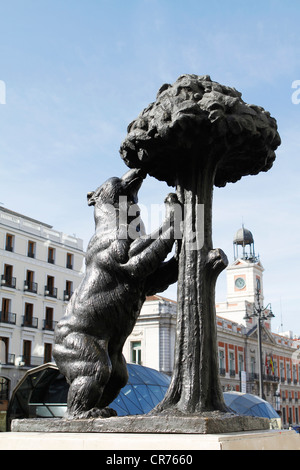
60, 333, 116, 419
98, 352, 129, 409
66, 373, 117, 419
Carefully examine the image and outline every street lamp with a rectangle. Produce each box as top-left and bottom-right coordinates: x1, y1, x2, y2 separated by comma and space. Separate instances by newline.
243, 279, 275, 399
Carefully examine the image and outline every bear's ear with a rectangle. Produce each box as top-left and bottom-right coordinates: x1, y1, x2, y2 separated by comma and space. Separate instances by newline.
87, 191, 96, 206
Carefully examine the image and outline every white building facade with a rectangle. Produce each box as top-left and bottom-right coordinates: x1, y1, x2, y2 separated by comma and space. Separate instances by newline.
123, 295, 177, 376
0, 207, 84, 411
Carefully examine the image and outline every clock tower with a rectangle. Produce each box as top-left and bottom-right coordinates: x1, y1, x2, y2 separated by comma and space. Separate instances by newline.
216, 226, 265, 326
227, 226, 264, 305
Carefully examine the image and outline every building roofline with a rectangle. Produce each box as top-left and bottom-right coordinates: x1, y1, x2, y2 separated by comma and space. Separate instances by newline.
146, 295, 177, 304
0, 206, 53, 229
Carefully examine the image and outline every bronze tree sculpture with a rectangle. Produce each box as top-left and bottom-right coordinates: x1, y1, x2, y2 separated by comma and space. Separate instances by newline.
120, 74, 281, 415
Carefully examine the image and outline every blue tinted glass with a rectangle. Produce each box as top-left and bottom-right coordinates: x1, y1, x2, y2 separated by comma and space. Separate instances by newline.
132, 367, 155, 385
126, 364, 144, 384
148, 385, 165, 402
134, 385, 155, 407
111, 402, 128, 416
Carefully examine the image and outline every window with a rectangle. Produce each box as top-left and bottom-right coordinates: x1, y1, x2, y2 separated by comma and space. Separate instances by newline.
66, 253, 73, 269
44, 343, 52, 363
0, 338, 9, 364
131, 341, 142, 365
219, 350, 225, 375
64, 280, 73, 301
1, 298, 10, 323
0, 377, 10, 401
5, 234, 14, 252
28, 241, 36, 258
293, 365, 297, 384
25, 270, 37, 293
23, 303, 37, 328
44, 307, 54, 330
280, 362, 285, 381
238, 354, 244, 373
229, 352, 235, 376
23, 340, 32, 366
1, 264, 16, 288
48, 247, 55, 264
24, 303, 33, 325
45, 276, 57, 298
0, 298, 16, 325
287, 362, 291, 383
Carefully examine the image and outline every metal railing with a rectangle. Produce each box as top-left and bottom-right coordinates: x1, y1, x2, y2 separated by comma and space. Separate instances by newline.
24, 280, 38, 294
1, 274, 16, 288
0, 311, 17, 325
21, 316, 38, 328
44, 285, 57, 298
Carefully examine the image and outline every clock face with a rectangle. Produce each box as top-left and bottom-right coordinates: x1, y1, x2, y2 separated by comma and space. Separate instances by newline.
235, 277, 246, 290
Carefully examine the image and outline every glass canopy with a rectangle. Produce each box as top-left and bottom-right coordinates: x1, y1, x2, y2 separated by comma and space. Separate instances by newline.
224, 391, 280, 419
6, 363, 279, 430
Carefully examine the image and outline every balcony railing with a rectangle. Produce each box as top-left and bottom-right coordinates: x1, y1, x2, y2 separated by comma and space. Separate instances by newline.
24, 280, 38, 294
64, 290, 73, 301
43, 320, 58, 331
0, 311, 17, 325
19, 356, 44, 367
6, 354, 15, 365
21, 316, 38, 328
0, 354, 16, 365
1, 274, 16, 288
264, 374, 280, 383
44, 286, 57, 298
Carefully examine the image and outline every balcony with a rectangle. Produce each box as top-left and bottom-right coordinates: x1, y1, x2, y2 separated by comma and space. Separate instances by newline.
19, 356, 44, 367
21, 316, 38, 329
1, 274, 16, 289
264, 374, 280, 383
64, 290, 73, 301
0, 311, 17, 325
44, 285, 57, 298
24, 280, 38, 294
43, 320, 58, 331
0, 354, 15, 366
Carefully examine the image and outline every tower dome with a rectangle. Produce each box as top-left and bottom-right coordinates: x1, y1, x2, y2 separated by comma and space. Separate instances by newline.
234, 227, 254, 246
233, 225, 257, 261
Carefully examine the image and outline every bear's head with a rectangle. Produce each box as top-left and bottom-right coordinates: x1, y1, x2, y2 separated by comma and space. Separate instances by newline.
87, 168, 146, 237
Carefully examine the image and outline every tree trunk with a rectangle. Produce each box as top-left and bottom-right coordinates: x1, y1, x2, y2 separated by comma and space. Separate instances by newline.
153, 163, 229, 415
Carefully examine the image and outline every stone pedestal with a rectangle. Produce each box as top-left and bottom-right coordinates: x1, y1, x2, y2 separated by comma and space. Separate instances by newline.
11, 412, 269, 434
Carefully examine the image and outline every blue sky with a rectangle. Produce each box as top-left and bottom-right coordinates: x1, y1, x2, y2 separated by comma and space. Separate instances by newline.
1, 0, 300, 334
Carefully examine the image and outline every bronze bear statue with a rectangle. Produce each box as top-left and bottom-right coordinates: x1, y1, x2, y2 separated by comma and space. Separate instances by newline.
53, 168, 179, 419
